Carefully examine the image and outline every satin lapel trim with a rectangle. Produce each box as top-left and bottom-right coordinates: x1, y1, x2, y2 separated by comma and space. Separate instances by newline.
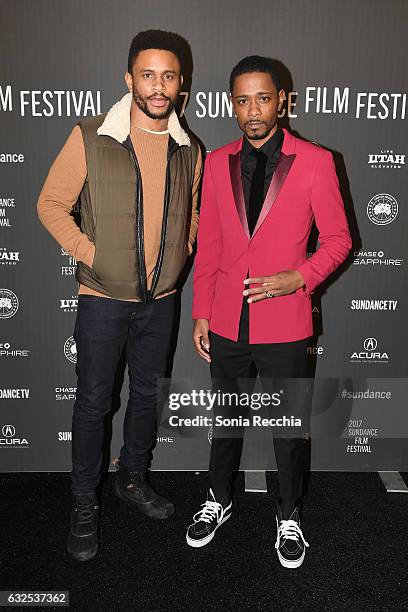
251, 152, 296, 237
229, 152, 250, 239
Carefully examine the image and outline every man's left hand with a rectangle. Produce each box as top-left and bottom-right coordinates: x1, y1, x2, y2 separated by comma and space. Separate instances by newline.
243, 270, 305, 302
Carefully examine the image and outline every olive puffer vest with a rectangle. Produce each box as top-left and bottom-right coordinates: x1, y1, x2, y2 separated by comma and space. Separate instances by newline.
75, 95, 199, 302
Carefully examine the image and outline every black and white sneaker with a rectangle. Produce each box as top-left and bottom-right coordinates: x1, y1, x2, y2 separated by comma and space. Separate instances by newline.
186, 488, 232, 548
275, 505, 309, 568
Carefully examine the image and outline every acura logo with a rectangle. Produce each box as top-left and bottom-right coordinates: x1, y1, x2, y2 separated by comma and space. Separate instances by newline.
364, 338, 378, 351
2, 424, 15, 437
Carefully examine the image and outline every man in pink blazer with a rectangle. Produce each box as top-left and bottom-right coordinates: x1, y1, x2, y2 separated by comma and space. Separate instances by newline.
186, 56, 352, 567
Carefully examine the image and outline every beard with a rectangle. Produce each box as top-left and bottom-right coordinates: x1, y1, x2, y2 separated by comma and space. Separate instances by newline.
244, 122, 274, 141
132, 86, 177, 120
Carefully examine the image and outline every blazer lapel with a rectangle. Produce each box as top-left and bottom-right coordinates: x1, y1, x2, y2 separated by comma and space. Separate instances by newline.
251, 151, 296, 237
229, 151, 250, 239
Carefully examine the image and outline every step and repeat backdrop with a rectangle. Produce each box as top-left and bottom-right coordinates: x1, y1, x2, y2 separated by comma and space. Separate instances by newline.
1, 0, 407, 471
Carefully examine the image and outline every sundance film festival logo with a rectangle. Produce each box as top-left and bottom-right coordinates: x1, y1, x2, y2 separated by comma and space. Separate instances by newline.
60, 296, 78, 312
64, 336, 77, 364
0, 197, 15, 227
60, 248, 77, 276
353, 250, 403, 266
0, 289, 19, 319
0, 247, 20, 265
368, 150, 405, 169
367, 194, 398, 225
350, 337, 389, 364
0, 424, 29, 448
58, 431, 72, 442
307, 345, 324, 355
0, 84, 101, 117
194, 88, 408, 120
0, 153, 24, 163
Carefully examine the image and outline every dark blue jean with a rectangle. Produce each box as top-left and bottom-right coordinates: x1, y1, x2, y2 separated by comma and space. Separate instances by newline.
71, 293, 176, 495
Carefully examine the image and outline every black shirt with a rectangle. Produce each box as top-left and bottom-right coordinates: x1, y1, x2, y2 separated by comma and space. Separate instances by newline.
240, 127, 284, 214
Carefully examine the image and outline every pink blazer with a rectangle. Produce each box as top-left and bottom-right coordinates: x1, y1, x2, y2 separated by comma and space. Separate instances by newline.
192, 128, 352, 343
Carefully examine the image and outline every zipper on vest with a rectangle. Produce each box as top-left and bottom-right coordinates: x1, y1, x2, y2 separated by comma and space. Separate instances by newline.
122, 136, 148, 304
149, 138, 180, 302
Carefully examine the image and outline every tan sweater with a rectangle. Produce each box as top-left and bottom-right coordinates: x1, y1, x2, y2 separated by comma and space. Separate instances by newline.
37, 124, 201, 301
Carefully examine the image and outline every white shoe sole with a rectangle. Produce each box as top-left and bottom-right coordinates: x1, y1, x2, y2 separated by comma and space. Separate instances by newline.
276, 548, 306, 568
186, 512, 231, 548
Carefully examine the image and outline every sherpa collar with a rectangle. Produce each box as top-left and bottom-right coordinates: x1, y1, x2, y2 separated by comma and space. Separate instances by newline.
97, 92, 190, 147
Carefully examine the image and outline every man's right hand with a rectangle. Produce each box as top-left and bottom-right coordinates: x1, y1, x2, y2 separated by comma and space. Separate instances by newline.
193, 319, 211, 363
84, 243, 96, 269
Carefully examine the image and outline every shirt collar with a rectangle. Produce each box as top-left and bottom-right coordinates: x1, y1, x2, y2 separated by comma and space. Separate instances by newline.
242, 127, 284, 159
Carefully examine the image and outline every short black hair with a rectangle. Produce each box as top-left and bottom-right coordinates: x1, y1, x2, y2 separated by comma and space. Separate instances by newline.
229, 55, 282, 94
128, 29, 189, 74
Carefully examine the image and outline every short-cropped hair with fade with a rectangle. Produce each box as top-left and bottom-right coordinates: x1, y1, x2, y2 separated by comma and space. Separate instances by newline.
128, 29, 189, 74
230, 55, 282, 93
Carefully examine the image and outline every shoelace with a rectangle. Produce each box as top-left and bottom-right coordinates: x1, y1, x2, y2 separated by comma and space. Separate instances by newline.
128, 471, 146, 482
126, 472, 147, 489
275, 519, 309, 549
193, 500, 223, 524
75, 499, 98, 526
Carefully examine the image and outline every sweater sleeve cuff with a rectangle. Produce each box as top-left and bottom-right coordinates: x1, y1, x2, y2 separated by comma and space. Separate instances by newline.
75, 239, 95, 268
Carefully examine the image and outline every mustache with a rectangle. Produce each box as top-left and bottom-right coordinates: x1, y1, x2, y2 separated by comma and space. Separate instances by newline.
147, 94, 171, 101
245, 120, 266, 126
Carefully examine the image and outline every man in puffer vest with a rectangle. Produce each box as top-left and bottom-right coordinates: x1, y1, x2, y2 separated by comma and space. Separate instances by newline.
37, 30, 202, 562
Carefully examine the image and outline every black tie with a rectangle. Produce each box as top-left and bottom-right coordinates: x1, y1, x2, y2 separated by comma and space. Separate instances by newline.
248, 149, 267, 236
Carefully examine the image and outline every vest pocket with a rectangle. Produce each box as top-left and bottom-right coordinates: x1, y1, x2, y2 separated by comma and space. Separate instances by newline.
91, 247, 137, 283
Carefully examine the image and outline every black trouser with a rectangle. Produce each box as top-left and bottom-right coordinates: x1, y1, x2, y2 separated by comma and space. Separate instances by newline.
209, 298, 310, 517
71, 293, 175, 496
